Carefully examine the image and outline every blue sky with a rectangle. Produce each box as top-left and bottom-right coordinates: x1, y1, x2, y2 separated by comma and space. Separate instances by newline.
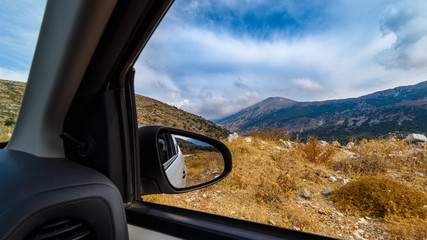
1, 1, 426, 120
135, 0, 427, 120
0, 0, 46, 81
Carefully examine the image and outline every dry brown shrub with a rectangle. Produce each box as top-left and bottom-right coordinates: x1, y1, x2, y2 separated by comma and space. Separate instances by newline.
249, 127, 290, 143
255, 178, 282, 203
276, 171, 299, 193
330, 175, 427, 219
386, 217, 427, 240
332, 153, 388, 176
301, 136, 336, 165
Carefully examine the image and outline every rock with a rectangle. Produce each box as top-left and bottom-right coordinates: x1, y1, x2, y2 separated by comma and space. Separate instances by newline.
344, 151, 358, 158
318, 140, 328, 145
245, 137, 252, 143
316, 169, 330, 178
268, 219, 276, 225
301, 190, 311, 199
322, 189, 332, 196
405, 133, 427, 143
261, 141, 267, 145
227, 132, 239, 142
338, 178, 349, 184
202, 194, 207, 198
329, 176, 337, 182
230, 211, 235, 215
358, 218, 368, 225
318, 209, 329, 215
345, 142, 355, 150
281, 140, 292, 148
352, 232, 365, 240
275, 146, 283, 151
416, 172, 425, 177
332, 141, 341, 147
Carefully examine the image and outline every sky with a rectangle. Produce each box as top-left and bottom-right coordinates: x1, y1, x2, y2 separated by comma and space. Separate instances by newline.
1, 0, 426, 121
0, 0, 46, 81
134, 0, 427, 120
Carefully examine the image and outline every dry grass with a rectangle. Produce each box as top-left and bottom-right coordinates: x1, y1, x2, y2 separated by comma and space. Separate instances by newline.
249, 127, 291, 144
300, 136, 336, 165
385, 218, 427, 240
330, 175, 427, 219
144, 133, 427, 239
185, 151, 224, 187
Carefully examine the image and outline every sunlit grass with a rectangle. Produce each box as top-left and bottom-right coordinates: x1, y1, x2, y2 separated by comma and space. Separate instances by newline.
144, 132, 427, 239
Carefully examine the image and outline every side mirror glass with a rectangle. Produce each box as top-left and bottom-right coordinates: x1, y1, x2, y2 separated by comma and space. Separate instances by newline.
138, 126, 232, 195
159, 133, 224, 189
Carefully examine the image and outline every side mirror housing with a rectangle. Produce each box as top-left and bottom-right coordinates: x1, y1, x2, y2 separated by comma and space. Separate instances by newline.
138, 125, 232, 195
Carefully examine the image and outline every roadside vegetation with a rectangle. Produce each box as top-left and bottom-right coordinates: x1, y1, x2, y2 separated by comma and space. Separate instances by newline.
144, 129, 427, 240
0, 79, 26, 142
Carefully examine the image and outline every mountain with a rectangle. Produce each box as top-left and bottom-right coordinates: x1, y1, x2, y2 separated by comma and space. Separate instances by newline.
0, 79, 230, 141
135, 95, 230, 139
217, 81, 427, 141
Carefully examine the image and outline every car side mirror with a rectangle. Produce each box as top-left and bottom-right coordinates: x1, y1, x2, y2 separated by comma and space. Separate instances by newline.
138, 125, 232, 195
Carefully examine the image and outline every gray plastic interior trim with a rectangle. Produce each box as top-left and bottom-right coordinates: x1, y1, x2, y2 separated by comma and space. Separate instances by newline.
6, 0, 117, 158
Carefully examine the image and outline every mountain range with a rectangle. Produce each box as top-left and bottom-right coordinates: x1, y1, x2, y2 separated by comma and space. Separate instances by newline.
217, 81, 427, 142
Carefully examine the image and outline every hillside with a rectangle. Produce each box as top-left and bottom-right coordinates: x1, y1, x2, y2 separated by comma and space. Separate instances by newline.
146, 135, 427, 240
0, 79, 229, 142
0, 79, 26, 142
135, 95, 229, 139
218, 81, 427, 141
0, 79, 26, 124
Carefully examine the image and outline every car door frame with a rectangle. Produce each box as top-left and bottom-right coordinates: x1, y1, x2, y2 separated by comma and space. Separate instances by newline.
60, 0, 339, 239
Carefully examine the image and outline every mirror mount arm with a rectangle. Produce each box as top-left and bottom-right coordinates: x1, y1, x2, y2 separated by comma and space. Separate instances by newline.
140, 178, 162, 196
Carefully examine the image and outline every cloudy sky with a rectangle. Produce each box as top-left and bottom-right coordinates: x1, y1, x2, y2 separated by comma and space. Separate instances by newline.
1, 1, 426, 120
0, 0, 45, 81
135, 0, 427, 120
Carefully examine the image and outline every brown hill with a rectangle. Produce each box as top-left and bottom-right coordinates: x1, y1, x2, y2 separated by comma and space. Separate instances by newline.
135, 95, 229, 139
0, 79, 230, 141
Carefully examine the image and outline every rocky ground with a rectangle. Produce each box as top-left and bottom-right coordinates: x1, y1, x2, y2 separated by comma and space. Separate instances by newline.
145, 133, 427, 240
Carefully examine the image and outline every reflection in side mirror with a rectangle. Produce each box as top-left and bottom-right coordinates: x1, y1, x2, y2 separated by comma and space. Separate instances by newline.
160, 134, 225, 189
138, 125, 232, 195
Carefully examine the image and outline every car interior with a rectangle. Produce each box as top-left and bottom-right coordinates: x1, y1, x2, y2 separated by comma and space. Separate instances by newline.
0, 1, 335, 239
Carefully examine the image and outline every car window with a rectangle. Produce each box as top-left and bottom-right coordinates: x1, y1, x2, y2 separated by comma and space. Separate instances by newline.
0, 0, 46, 143
134, 1, 427, 239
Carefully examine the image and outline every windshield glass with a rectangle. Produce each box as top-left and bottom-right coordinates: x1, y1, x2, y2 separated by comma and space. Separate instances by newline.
135, 0, 427, 239
0, 0, 47, 142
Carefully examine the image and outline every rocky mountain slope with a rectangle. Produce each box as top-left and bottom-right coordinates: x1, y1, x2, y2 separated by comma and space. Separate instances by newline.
218, 81, 427, 141
0, 79, 229, 141
135, 95, 229, 139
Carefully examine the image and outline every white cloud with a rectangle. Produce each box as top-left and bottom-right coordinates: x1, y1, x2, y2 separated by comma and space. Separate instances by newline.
0, 67, 28, 81
292, 78, 325, 93
0, 0, 46, 81
134, 61, 180, 93
194, 89, 262, 120
378, 0, 427, 69
134, 0, 427, 119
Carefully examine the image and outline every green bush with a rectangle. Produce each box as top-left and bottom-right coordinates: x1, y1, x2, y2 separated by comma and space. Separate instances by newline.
4, 118, 15, 127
